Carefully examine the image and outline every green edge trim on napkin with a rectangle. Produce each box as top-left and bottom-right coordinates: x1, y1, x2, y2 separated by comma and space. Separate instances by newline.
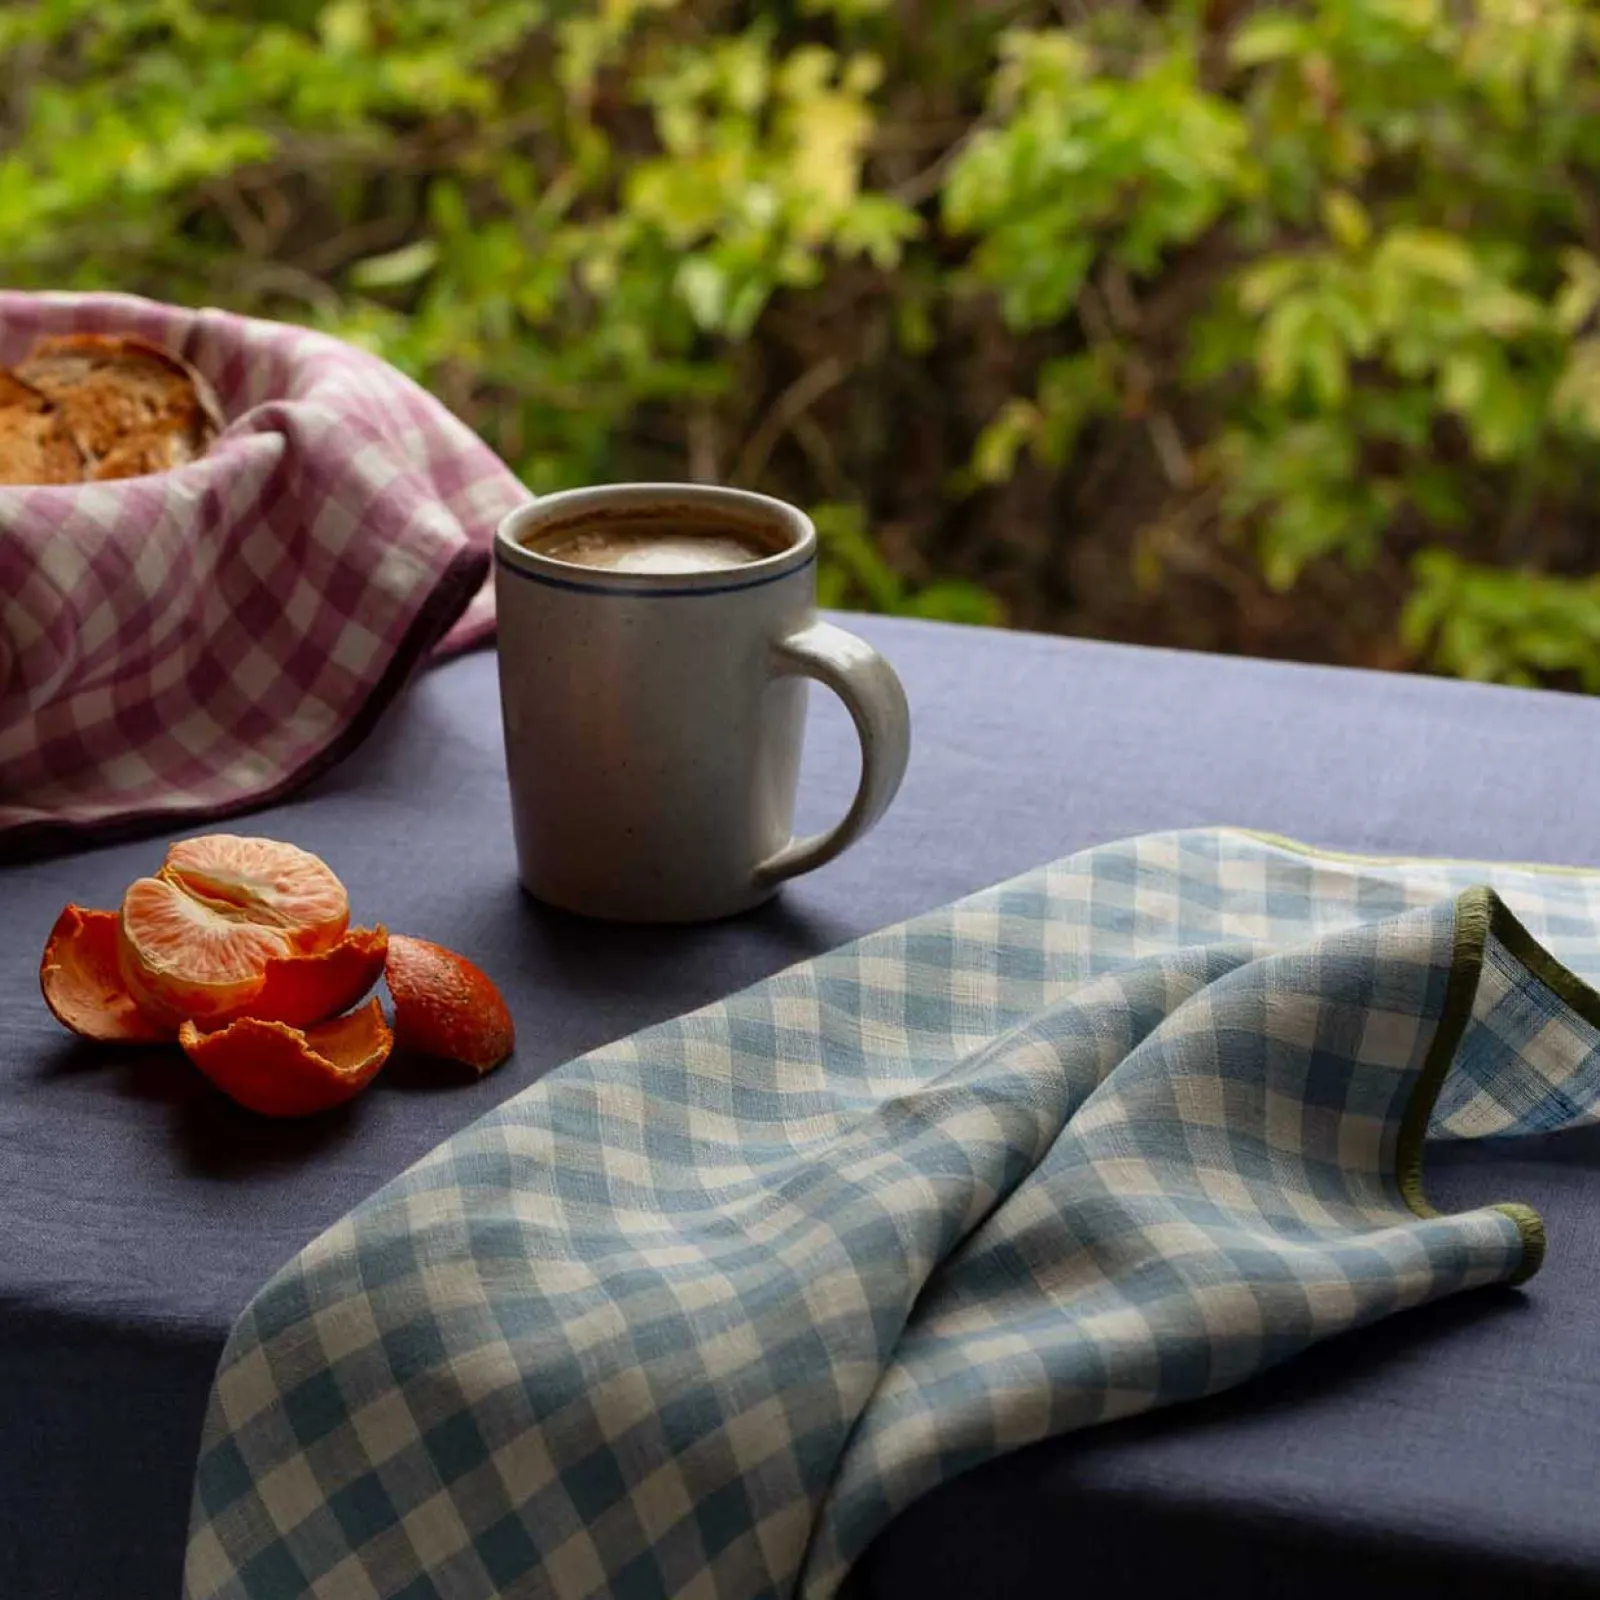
1239, 827, 1597, 1287
1232, 826, 1598, 878
1398, 887, 1600, 1286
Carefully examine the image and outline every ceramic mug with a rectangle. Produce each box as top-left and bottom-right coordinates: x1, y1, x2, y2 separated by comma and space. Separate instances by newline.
494, 483, 911, 922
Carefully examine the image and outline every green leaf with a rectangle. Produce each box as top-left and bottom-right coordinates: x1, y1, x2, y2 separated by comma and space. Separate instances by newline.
816, 564, 852, 608
1439, 352, 1487, 413
1235, 255, 1309, 314
318, 0, 372, 56
811, 501, 905, 612
833, 193, 921, 268
1257, 298, 1312, 396
1404, 465, 1469, 529
1555, 251, 1600, 336
1320, 190, 1371, 252
1230, 16, 1312, 67
1405, 554, 1600, 689
348, 238, 439, 288
894, 289, 935, 356
1551, 340, 1600, 438
724, 277, 771, 339
972, 398, 1041, 485
903, 581, 1004, 626
803, 0, 892, 16
1301, 320, 1349, 407
427, 179, 470, 237
1464, 283, 1545, 339
676, 256, 727, 330
1376, 228, 1478, 288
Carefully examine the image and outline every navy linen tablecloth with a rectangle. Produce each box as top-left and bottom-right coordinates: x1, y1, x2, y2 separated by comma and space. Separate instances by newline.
4, 617, 1600, 1599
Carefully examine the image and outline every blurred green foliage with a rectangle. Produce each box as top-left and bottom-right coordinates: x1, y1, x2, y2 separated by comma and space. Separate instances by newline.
3, 0, 1599, 677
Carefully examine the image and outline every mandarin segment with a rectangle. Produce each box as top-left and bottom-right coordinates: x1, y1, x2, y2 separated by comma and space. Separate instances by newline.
385, 935, 515, 1074
117, 874, 292, 1029
161, 835, 349, 954
116, 835, 355, 1028
39, 905, 170, 1043
178, 997, 392, 1117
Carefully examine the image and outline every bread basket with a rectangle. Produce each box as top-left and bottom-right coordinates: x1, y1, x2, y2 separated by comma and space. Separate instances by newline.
0, 291, 527, 854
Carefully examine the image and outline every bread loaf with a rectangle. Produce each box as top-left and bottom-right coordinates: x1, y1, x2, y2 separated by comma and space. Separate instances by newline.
0, 369, 85, 486
0, 333, 222, 485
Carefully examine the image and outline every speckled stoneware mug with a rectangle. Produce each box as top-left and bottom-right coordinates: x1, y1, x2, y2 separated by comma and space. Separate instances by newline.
495, 483, 911, 922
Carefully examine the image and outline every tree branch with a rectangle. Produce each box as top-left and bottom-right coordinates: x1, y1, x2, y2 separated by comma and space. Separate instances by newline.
733, 355, 851, 488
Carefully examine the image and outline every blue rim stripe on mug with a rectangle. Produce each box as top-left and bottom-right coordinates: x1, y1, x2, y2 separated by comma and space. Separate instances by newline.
493, 545, 817, 599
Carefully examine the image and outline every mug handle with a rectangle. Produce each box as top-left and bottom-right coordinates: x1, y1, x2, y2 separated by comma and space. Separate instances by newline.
755, 620, 911, 886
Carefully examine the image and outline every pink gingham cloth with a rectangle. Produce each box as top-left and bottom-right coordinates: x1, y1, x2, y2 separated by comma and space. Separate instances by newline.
0, 292, 529, 856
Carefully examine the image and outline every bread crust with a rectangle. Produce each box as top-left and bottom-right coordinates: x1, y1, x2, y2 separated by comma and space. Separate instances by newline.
0, 368, 87, 486
0, 332, 222, 485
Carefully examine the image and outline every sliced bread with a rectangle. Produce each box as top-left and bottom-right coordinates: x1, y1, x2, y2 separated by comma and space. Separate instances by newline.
0, 368, 86, 486
15, 333, 223, 481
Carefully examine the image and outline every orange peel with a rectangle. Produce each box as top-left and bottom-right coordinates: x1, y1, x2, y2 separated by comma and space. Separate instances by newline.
39, 905, 170, 1043
386, 935, 514, 1074
178, 997, 392, 1117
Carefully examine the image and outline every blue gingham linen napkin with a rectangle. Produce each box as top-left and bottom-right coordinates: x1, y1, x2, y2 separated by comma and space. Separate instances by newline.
183, 828, 1600, 1599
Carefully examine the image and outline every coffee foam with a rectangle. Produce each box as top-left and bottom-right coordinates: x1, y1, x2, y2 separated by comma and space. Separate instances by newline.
527, 523, 772, 576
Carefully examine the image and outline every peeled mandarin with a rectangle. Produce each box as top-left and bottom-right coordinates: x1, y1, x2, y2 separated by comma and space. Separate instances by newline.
117, 835, 353, 1029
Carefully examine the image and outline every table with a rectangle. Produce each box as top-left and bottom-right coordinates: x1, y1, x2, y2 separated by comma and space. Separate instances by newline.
4, 618, 1600, 1599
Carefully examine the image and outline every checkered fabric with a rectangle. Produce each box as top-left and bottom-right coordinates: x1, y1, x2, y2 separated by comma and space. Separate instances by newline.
0, 292, 526, 853
184, 829, 1600, 1600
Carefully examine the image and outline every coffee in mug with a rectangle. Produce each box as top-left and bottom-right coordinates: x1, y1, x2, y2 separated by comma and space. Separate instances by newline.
522, 513, 776, 576
495, 484, 911, 922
